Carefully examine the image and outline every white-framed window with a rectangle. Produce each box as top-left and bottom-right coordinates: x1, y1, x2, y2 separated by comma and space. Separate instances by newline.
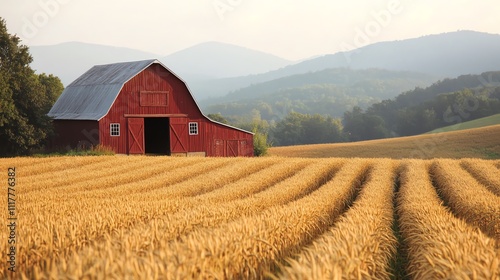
110, 123, 120, 136
189, 122, 198, 135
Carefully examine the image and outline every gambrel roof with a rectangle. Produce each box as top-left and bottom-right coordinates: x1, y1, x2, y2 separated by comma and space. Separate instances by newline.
48, 59, 253, 135
49, 59, 161, 120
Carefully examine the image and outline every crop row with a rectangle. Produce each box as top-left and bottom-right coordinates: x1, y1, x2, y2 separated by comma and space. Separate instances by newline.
0, 157, 498, 279
397, 160, 498, 279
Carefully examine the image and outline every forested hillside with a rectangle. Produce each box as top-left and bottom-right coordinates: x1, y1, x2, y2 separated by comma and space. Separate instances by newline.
343, 72, 500, 141
203, 68, 436, 121
193, 31, 500, 100
214, 71, 500, 147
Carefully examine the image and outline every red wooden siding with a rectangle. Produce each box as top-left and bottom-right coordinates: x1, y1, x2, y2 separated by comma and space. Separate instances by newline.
170, 117, 188, 154
98, 63, 253, 156
127, 118, 145, 154
198, 120, 254, 157
51, 120, 99, 150
213, 139, 224, 156
140, 91, 168, 107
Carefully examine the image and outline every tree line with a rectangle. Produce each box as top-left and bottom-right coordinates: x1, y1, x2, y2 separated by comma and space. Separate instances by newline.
2, 15, 500, 156
209, 112, 346, 151
203, 68, 436, 120
215, 72, 500, 150
343, 75, 500, 141
0, 18, 64, 156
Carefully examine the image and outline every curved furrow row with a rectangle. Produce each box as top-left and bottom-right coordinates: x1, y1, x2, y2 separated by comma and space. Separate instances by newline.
38, 159, 369, 279
86, 158, 289, 219
11, 158, 284, 272
397, 160, 499, 279
16, 156, 113, 177
21, 158, 280, 231
22, 157, 226, 204
194, 158, 316, 203
4, 156, 499, 279
93, 159, 337, 251
0, 156, 74, 171
18, 159, 316, 277
430, 159, 500, 242
21, 155, 166, 195
279, 160, 397, 279
460, 159, 500, 196
125, 157, 282, 199
11, 157, 227, 269
92, 157, 281, 203
78, 157, 232, 198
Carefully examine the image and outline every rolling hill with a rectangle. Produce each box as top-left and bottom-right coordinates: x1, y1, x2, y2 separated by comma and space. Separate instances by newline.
202, 68, 437, 119
269, 124, 500, 159
29, 31, 500, 101
161, 41, 292, 80
196, 31, 500, 99
427, 114, 500, 134
29, 42, 159, 86
28, 41, 293, 87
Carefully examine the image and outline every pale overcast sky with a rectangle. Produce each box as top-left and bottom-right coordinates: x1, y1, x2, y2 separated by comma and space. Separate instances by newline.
1, 0, 499, 60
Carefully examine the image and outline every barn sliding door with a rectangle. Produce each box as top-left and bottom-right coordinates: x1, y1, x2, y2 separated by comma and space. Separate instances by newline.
227, 140, 239, 157
170, 117, 188, 154
128, 118, 145, 154
213, 139, 224, 157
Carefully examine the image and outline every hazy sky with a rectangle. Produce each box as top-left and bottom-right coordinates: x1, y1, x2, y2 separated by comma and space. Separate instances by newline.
1, 0, 499, 60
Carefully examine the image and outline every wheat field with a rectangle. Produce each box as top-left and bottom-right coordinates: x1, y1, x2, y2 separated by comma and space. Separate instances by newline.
0, 156, 499, 279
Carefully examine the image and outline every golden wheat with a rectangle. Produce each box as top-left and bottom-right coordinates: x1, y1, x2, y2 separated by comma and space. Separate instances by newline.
20, 156, 112, 176
0, 156, 71, 171
460, 158, 500, 196
23, 156, 229, 203
279, 160, 397, 279
96, 158, 336, 253
431, 159, 500, 241
132, 159, 365, 279
397, 160, 499, 279
1, 156, 499, 279
21, 155, 168, 195
9, 157, 281, 274
20, 159, 346, 278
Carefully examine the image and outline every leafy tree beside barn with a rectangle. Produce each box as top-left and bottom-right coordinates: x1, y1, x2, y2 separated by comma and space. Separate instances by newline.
0, 18, 64, 156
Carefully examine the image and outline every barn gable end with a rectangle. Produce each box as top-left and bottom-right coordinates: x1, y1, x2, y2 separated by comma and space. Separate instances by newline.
48, 59, 254, 157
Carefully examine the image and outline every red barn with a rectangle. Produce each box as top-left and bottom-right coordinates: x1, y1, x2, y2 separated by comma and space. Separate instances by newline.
48, 59, 254, 157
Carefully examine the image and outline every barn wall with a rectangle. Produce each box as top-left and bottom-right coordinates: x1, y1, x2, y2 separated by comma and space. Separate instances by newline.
200, 120, 254, 157
101, 63, 253, 156
51, 120, 99, 150
121, 64, 205, 118
99, 118, 126, 154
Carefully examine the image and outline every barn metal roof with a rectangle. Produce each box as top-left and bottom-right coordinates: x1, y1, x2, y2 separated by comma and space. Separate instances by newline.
48, 59, 156, 120
47, 59, 253, 135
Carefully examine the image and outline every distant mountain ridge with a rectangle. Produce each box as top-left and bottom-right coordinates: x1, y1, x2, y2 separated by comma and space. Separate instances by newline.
29, 41, 293, 87
197, 31, 500, 100
28, 31, 500, 101
217, 68, 436, 103
29, 42, 159, 86
161, 41, 292, 80
202, 68, 437, 120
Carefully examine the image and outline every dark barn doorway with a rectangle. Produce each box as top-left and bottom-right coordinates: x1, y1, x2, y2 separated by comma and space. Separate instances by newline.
144, 118, 170, 154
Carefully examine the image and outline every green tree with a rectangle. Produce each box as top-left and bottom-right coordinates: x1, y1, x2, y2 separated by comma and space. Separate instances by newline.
252, 127, 269, 156
273, 112, 345, 146
343, 106, 365, 141
273, 112, 305, 146
207, 113, 229, 124
0, 18, 63, 155
343, 107, 390, 141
